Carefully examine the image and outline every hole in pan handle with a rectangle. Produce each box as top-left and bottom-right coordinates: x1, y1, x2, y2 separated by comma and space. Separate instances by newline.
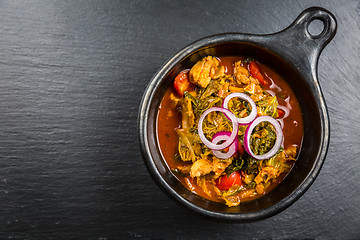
292, 7, 337, 46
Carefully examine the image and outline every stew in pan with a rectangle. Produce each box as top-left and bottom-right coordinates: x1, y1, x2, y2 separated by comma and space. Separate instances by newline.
157, 56, 303, 207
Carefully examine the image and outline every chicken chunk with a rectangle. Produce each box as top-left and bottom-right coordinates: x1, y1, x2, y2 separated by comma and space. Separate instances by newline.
190, 158, 212, 177
234, 60, 251, 85
189, 56, 224, 88
234, 60, 259, 85
244, 82, 265, 102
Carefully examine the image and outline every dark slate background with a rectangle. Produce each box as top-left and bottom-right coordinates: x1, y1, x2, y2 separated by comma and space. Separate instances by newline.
0, 0, 359, 239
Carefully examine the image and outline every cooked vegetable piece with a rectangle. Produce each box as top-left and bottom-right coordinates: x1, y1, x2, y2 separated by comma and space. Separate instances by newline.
257, 96, 279, 117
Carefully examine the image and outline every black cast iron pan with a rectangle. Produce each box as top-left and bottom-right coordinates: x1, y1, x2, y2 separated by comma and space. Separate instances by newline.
138, 7, 337, 222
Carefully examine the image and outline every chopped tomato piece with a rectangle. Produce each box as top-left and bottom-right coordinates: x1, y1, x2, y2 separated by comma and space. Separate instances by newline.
277, 108, 285, 118
215, 171, 242, 191
237, 143, 245, 156
174, 70, 194, 96
249, 61, 269, 86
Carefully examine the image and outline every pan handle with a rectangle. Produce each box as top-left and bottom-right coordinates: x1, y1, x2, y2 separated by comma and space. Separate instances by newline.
265, 7, 337, 72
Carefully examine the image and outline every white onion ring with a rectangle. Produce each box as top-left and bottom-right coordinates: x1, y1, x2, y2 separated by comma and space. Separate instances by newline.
198, 107, 238, 151
222, 92, 257, 125
244, 116, 283, 160
211, 131, 238, 159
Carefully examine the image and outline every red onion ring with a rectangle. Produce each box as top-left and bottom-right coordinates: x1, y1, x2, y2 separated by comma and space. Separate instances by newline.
198, 107, 238, 151
244, 116, 283, 160
222, 92, 257, 125
211, 131, 238, 159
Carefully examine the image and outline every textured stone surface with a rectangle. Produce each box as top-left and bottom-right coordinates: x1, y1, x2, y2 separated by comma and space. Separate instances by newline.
0, 0, 359, 238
